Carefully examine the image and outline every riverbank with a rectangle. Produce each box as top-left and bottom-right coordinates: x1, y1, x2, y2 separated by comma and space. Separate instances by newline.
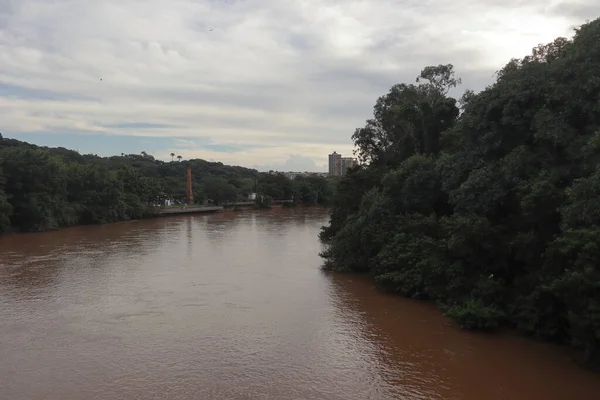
0, 203, 297, 236
1, 135, 336, 236
157, 206, 224, 216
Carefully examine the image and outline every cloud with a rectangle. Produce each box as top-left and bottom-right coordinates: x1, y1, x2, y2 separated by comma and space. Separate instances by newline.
166, 139, 347, 171
252, 154, 327, 173
102, 122, 176, 130
0, 0, 595, 169
549, 1, 600, 20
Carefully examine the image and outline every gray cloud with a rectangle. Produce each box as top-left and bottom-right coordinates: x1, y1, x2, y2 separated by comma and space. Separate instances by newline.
253, 154, 326, 173
548, 1, 600, 20
0, 0, 595, 167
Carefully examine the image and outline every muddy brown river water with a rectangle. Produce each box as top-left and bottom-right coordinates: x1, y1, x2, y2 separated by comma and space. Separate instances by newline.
1, 208, 600, 399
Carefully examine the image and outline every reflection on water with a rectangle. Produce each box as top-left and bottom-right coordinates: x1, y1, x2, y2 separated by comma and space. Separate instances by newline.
1, 208, 599, 400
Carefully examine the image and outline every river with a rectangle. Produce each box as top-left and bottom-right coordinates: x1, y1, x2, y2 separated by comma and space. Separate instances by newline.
1, 208, 599, 400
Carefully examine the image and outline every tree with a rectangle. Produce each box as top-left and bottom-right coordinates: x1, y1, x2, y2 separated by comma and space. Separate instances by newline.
203, 177, 238, 205
351, 66, 460, 167
416, 64, 462, 95
0, 147, 74, 231
0, 134, 279, 232
257, 172, 294, 200
0, 166, 12, 233
177, 155, 182, 162
170, 153, 175, 161
321, 18, 600, 367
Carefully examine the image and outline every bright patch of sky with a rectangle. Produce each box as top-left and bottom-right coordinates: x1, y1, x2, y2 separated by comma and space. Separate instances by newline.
1, 0, 596, 171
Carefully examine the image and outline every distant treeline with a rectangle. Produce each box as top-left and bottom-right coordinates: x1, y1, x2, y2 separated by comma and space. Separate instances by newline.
320, 19, 600, 367
0, 135, 335, 233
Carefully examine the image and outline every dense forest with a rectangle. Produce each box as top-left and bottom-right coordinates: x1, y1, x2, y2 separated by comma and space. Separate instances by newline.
0, 134, 334, 233
320, 19, 600, 367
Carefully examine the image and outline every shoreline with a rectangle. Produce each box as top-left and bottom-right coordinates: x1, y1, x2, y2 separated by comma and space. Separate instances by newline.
156, 205, 224, 216
0, 204, 329, 237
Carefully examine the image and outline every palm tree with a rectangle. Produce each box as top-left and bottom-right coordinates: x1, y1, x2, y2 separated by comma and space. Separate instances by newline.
177, 155, 182, 162
170, 153, 175, 161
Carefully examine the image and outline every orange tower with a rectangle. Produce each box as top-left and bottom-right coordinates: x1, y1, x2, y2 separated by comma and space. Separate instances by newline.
186, 168, 193, 204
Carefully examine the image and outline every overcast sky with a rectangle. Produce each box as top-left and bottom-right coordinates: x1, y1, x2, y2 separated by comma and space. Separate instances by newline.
0, 1, 597, 171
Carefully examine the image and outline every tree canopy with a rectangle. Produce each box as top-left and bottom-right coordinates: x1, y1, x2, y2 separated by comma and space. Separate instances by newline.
321, 18, 600, 367
0, 136, 335, 233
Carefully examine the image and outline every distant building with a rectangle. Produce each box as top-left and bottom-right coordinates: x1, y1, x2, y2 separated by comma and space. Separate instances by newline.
329, 151, 357, 176
341, 157, 358, 175
328, 151, 342, 176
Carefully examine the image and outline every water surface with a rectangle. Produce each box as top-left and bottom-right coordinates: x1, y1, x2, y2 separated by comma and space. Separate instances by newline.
1, 208, 599, 399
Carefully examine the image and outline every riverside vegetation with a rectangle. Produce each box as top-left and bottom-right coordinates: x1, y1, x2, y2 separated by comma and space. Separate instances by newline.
0, 135, 334, 233
320, 19, 600, 367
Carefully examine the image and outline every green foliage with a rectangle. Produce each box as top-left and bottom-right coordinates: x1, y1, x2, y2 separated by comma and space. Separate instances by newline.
445, 299, 505, 331
0, 135, 335, 233
319, 165, 383, 241
203, 177, 238, 205
321, 18, 600, 366
0, 166, 12, 233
